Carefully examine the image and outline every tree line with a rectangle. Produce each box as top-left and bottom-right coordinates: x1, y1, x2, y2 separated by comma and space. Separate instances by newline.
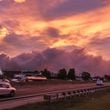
3, 68, 110, 81
41, 68, 110, 81
41, 68, 91, 81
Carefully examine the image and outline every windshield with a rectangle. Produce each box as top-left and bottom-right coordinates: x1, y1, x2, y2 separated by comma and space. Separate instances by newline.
0, 83, 10, 88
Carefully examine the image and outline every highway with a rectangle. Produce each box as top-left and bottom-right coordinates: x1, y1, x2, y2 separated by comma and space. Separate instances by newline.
15, 83, 103, 96
0, 83, 110, 110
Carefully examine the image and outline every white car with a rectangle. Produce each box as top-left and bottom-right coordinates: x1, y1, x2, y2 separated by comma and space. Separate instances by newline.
0, 82, 16, 97
11, 74, 26, 83
96, 79, 104, 86
0, 79, 10, 83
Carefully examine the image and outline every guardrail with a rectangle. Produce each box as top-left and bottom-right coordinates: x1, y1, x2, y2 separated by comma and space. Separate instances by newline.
44, 86, 110, 102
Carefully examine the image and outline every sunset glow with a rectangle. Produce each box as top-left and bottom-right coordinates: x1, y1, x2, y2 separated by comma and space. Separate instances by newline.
0, 0, 110, 74
0, 27, 9, 39
0, 0, 110, 73
14, 0, 26, 3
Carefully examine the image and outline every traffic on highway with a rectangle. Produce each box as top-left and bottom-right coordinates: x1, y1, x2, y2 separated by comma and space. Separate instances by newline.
0, 69, 109, 110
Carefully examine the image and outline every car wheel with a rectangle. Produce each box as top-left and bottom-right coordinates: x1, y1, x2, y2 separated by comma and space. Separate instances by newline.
10, 91, 15, 97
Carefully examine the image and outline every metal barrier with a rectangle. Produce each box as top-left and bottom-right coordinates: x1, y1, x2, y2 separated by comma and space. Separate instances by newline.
44, 86, 110, 102
44, 93, 59, 102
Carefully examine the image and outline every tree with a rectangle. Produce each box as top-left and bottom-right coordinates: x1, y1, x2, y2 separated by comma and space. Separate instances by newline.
81, 72, 91, 81
57, 68, 67, 80
104, 75, 110, 81
67, 68, 76, 80
41, 69, 51, 79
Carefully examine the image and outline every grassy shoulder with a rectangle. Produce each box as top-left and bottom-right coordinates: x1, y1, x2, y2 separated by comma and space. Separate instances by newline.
9, 91, 110, 110
68, 93, 110, 110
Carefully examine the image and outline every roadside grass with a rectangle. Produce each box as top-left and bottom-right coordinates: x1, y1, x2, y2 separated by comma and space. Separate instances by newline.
9, 90, 110, 110
67, 93, 110, 110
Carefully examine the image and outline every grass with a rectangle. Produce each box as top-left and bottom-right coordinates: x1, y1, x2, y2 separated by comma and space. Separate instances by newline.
9, 90, 110, 110
67, 93, 110, 110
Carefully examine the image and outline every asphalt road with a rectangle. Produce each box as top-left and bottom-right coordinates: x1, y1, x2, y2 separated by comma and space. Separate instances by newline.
15, 83, 100, 96
0, 82, 110, 110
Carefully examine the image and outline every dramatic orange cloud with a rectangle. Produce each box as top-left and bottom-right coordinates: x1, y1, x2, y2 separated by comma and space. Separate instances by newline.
14, 0, 26, 3
0, 0, 110, 61
0, 26, 9, 39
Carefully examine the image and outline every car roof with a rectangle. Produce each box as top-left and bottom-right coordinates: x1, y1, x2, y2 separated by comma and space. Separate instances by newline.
0, 81, 10, 85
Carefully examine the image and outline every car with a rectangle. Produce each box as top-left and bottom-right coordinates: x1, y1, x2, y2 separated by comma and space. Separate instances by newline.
96, 79, 104, 86
0, 79, 10, 83
11, 74, 26, 83
0, 82, 16, 97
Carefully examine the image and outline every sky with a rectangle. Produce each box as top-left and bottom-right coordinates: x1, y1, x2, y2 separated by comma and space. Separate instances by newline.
0, 0, 110, 74
0, 0, 110, 59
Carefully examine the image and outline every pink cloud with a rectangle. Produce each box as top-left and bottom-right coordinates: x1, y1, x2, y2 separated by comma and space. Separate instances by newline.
0, 48, 110, 76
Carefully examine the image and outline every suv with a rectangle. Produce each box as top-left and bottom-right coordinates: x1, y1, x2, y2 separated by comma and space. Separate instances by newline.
0, 82, 16, 97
